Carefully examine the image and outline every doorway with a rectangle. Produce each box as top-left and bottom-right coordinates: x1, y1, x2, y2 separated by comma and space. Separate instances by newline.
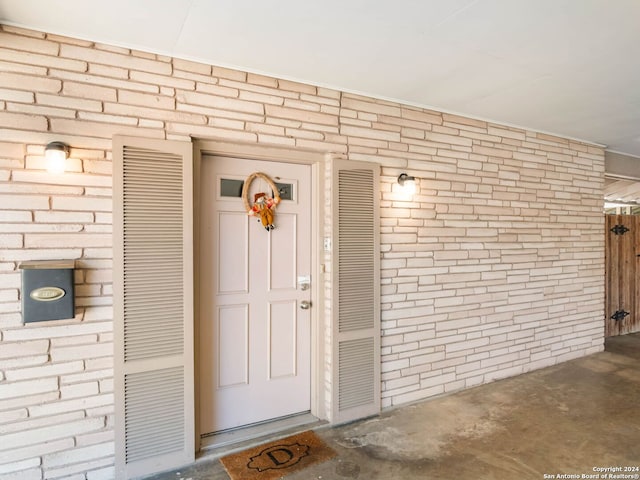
198, 155, 313, 436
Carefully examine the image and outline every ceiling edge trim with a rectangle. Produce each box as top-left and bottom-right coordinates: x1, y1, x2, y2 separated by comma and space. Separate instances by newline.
605, 149, 640, 160
605, 173, 640, 182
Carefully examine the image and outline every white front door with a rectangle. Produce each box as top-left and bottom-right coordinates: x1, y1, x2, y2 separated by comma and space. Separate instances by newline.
199, 156, 312, 434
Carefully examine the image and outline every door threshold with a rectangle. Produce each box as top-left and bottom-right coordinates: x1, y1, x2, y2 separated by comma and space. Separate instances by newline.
199, 413, 323, 455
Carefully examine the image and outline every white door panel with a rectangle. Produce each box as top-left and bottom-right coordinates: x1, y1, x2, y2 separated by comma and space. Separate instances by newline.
217, 305, 248, 387
200, 156, 311, 434
217, 212, 249, 294
268, 213, 297, 290
269, 300, 298, 379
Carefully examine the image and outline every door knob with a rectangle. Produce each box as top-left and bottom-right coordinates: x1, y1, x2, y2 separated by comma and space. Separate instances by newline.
300, 301, 311, 310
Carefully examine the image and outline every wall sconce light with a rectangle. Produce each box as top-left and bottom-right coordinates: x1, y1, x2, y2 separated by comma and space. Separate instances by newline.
398, 173, 416, 195
45, 142, 69, 174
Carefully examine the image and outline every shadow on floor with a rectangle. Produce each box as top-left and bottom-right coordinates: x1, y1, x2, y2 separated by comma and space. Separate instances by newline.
146, 333, 640, 480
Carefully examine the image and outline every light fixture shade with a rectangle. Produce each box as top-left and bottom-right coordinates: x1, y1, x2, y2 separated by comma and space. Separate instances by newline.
398, 173, 416, 195
45, 142, 68, 174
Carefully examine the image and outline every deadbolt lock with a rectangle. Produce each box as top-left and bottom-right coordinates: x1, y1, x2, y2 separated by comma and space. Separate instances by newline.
297, 275, 311, 291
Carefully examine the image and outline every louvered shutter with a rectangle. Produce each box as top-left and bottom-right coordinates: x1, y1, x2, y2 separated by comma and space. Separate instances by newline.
113, 136, 194, 479
331, 159, 380, 423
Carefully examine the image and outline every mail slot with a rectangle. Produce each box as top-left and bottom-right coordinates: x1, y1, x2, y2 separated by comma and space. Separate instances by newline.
20, 260, 75, 323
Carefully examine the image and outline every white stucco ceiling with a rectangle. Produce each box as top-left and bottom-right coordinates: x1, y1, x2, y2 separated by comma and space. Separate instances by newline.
1, 0, 640, 157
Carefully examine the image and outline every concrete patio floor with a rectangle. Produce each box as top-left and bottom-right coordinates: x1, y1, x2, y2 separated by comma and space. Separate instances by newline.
146, 332, 640, 480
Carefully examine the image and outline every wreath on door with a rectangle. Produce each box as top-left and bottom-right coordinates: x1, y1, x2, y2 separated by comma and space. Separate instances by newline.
242, 172, 281, 231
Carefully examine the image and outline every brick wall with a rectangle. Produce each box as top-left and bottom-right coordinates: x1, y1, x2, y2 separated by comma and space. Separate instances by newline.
0, 25, 605, 479
376, 117, 605, 405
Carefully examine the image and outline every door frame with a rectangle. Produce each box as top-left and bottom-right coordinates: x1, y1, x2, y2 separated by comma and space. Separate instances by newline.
193, 139, 327, 449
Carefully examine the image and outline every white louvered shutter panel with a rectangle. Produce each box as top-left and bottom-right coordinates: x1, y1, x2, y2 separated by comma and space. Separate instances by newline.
332, 159, 380, 423
113, 136, 194, 479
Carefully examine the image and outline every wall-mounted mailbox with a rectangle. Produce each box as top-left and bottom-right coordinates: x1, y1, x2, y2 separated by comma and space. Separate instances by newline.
20, 260, 75, 323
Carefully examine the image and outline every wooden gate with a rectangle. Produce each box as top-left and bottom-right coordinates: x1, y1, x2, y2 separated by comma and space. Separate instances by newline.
605, 214, 640, 336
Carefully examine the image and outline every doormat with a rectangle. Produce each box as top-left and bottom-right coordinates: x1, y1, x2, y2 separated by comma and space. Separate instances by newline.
220, 430, 336, 480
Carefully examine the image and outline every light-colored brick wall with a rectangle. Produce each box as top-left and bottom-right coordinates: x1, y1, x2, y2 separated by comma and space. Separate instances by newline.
375, 113, 605, 405
0, 25, 604, 479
